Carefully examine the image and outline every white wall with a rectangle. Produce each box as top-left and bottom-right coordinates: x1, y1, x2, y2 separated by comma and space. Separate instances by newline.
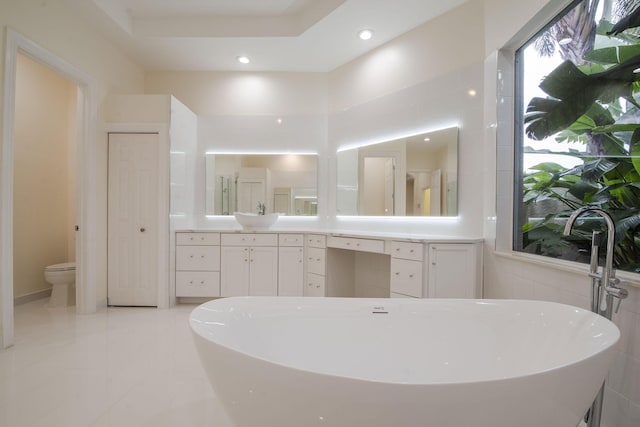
327, 1, 485, 235
144, 1, 487, 236
145, 71, 329, 229
13, 53, 76, 300
483, 1, 640, 426
0, 0, 145, 339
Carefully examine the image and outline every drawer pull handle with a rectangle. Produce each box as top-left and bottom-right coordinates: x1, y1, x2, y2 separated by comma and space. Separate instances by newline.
410, 249, 414, 253
395, 272, 400, 276
200, 281, 205, 284
409, 274, 414, 278
189, 280, 193, 284
189, 255, 194, 258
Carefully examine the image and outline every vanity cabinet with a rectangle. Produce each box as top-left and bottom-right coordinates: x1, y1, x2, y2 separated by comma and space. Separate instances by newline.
175, 232, 221, 297
278, 234, 304, 296
220, 233, 278, 296
174, 231, 482, 300
390, 241, 481, 299
305, 234, 327, 297
427, 243, 482, 298
327, 236, 385, 254
390, 241, 425, 298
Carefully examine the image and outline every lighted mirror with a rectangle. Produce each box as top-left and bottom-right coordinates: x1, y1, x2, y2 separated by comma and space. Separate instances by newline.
205, 153, 318, 216
336, 126, 458, 216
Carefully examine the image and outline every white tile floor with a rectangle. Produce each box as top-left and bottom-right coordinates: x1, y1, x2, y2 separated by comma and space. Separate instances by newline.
0, 299, 234, 427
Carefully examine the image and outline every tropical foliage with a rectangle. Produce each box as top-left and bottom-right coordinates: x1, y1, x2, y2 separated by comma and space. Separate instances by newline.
519, 0, 640, 273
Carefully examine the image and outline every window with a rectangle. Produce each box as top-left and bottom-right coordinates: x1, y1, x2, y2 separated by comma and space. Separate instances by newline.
514, 0, 640, 274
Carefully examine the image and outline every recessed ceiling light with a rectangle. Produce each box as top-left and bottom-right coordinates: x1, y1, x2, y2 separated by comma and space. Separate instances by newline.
423, 137, 431, 142
358, 29, 374, 41
237, 56, 250, 64
468, 89, 477, 97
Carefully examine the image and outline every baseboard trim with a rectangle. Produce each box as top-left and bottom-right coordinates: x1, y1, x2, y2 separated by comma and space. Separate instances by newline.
14, 288, 52, 306
177, 297, 218, 305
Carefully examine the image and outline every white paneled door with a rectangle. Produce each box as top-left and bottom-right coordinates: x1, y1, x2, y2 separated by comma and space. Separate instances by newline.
108, 133, 159, 306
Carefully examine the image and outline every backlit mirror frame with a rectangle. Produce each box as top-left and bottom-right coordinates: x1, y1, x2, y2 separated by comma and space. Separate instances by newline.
336, 126, 458, 217
205, 152, 318, 216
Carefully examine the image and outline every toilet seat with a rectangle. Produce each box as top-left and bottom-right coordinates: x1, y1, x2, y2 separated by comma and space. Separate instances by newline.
45, 262, 76, 272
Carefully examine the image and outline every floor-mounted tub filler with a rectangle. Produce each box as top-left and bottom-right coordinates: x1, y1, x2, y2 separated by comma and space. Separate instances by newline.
190, 297, 620, 427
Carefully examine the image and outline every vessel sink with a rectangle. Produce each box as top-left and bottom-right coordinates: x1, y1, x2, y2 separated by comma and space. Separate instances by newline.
234, 212, 279, 231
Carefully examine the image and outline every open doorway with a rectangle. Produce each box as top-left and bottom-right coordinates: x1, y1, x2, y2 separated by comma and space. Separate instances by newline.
12, 53, 78, 307
1, 29, 98, 349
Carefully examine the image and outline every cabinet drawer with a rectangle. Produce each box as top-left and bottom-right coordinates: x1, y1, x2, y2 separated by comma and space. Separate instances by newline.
306, 247, 326, 275
176, 246, 220, 271
306, 234, 327, 248
176, 272, 220, 297
279, 233, 304, 247
221, 233, 278, 246
305, 273, 325, 297
391, 241, 423, 261
176, 232, 220, 246
328, 236, 385, 254
390, 258, 423, 298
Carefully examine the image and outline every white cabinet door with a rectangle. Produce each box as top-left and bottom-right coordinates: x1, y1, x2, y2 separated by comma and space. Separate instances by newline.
221, 245, 278, 296
249, 246, 278, 296
107, 133, 160, 306
427, 244, 479, 298
278, 247, 304, 296
220, 246, 250, 296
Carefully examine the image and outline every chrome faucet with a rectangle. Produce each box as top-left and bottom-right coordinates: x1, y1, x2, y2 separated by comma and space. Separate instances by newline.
256, 202, 266, 216
563, 206, 628, 427
563, 206, 628, 318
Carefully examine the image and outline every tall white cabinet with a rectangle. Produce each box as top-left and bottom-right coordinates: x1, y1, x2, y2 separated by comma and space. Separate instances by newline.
107, 95, 197, 308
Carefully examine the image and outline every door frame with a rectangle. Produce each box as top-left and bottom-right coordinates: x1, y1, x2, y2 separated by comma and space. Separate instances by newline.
1, 29, 98, 348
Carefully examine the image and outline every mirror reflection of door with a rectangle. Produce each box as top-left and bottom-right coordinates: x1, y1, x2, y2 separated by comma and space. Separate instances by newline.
361, 156, 395, 216
237, 179, 265, 213
273, 187, 291, 215
336, 126, 458, 217
406, 169, 441, 216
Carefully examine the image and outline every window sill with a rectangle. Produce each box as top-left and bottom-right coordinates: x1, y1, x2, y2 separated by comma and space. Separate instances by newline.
492, 250, 640, 289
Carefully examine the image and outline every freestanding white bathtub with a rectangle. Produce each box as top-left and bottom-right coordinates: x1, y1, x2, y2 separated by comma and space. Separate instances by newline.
190, 297, 620, 427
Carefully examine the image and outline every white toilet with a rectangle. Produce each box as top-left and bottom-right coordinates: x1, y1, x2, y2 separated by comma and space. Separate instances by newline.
44, 262, 76, 307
